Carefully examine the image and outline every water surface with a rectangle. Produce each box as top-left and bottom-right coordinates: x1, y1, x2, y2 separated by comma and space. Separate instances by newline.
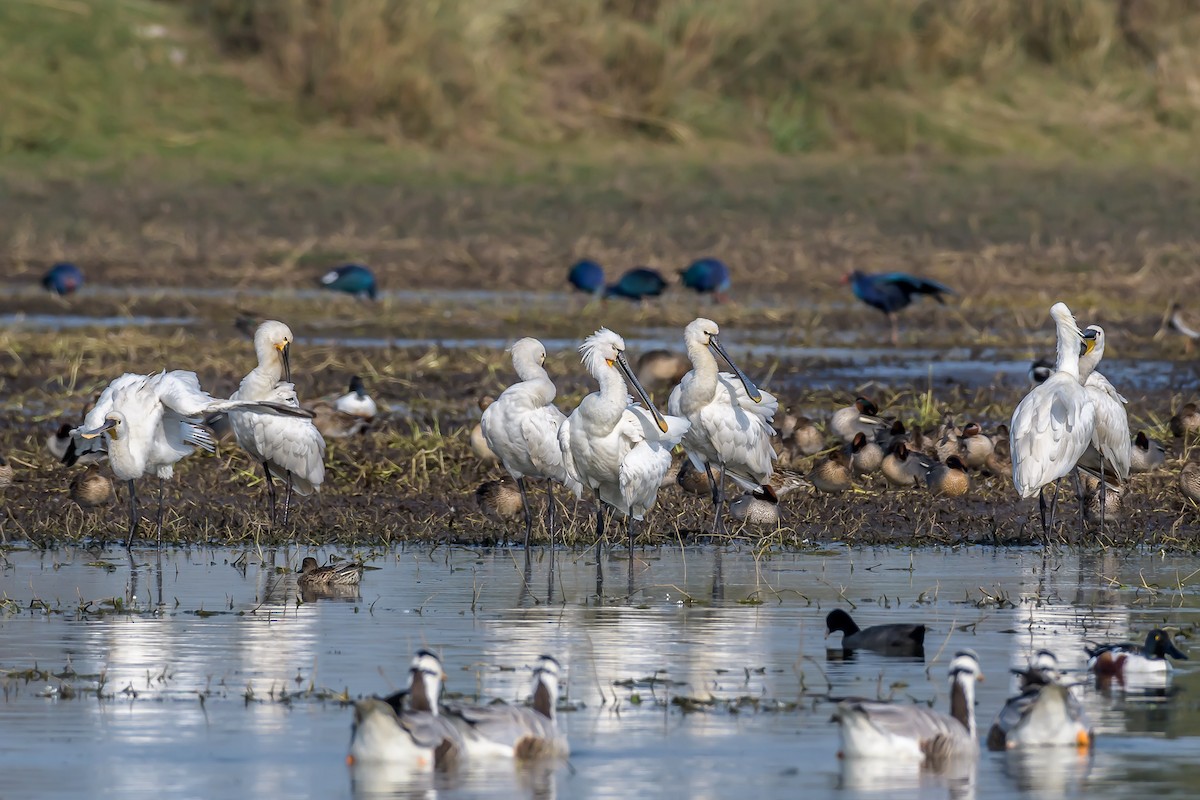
2, 545, 1199, 799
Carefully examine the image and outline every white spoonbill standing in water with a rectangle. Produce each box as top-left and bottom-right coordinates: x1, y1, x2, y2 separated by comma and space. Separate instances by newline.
1009, 302, 1096, 535
227, 321, 327, 527
481, 337, 582, 552
668, 318, 777, 533
559, 328, 689, 552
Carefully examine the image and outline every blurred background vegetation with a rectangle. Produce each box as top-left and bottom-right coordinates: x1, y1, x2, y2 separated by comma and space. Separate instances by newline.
5, 0, 1200, 167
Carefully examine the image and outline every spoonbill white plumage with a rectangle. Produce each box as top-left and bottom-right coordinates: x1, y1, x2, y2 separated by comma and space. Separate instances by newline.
227, 321, 327, 526
1009, 302, 1096, 534
558, 328, 689, 551
75, 370, 309, 546
480, 338, 582, 551
667, 319, 777, 533
1075, 325, 1131, 529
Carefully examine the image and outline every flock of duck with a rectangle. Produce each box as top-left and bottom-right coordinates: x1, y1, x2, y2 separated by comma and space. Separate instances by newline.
823, 609, 1187, 768
345, 609, 1189, 775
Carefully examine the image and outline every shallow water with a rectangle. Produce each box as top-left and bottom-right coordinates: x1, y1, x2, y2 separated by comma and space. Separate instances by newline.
2, 544, 1198, 800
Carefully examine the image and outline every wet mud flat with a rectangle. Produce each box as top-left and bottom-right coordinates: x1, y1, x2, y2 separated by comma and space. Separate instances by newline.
0, 305, 1197, 550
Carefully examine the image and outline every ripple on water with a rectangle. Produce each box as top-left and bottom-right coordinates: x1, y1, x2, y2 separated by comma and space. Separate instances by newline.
0, 545, 1198, 799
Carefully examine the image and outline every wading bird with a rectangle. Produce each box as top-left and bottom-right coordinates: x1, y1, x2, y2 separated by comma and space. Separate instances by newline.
75, 370, 309, 546
606, 267, 667, 301
841, 270, 953, 345
567, 259, 605, 297
1075, 325, 1131, 529
42, 262, 84, 295
228, 321, 327, 527
559, 328, 688, 551
668, 319, 777, 533
481, 338, 582, 550
679, 258, 731, 303
833, 650, 982, 766
1010, 303, 1096, 535
319, 263, 377, 300
445, 655, 570, 760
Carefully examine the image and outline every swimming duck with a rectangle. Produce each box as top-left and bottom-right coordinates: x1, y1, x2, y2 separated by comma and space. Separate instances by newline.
825, 609, 926, 656
1086, 629, 1188, 678
319, 263, 377, 300
881, 442, 933, 488
347, 651, 465, 770
833, 650, 981, 766
1181, 462, 1200, 505
297, 556, 364, 587
849, 432, 883, 477
679, 258, 731, 303
567, 259, 605, 296
42, 262, 84, 296
1130, 431, 1166, 473
475, 478, 524, 522
335, 376, 377, 420
69, 465, 113, 508
1170, 403, 1200, 439
841, 271, 953, 345
927, 455, 970, 498
809, 450, 853, 493
987, 651, 1091, 751
606, 267, 667, 301
445, 655, 569, 760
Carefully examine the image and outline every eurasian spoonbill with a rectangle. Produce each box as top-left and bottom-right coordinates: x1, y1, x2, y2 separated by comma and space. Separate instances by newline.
667, 318, 777, 533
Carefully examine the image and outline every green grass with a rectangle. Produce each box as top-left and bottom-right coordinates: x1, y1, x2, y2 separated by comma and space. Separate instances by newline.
5, 0, 1200, 170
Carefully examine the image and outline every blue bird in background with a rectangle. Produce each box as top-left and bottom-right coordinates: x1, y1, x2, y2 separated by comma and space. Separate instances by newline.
568, 259, 606, 296
42, 262, 84, 296
679, 258, 731, 303
606, 267, 668, 301
842, 270, 953, 344
319, 263, 377, 300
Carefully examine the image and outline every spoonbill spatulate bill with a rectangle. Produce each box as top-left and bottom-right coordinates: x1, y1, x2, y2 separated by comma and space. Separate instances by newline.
559, 328, 689, 553
228, 321, 327, 528
75, 370, 311, 547
481, 337, 582, 553
668, 318, 776, 534
1009, 302, 1096, 536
